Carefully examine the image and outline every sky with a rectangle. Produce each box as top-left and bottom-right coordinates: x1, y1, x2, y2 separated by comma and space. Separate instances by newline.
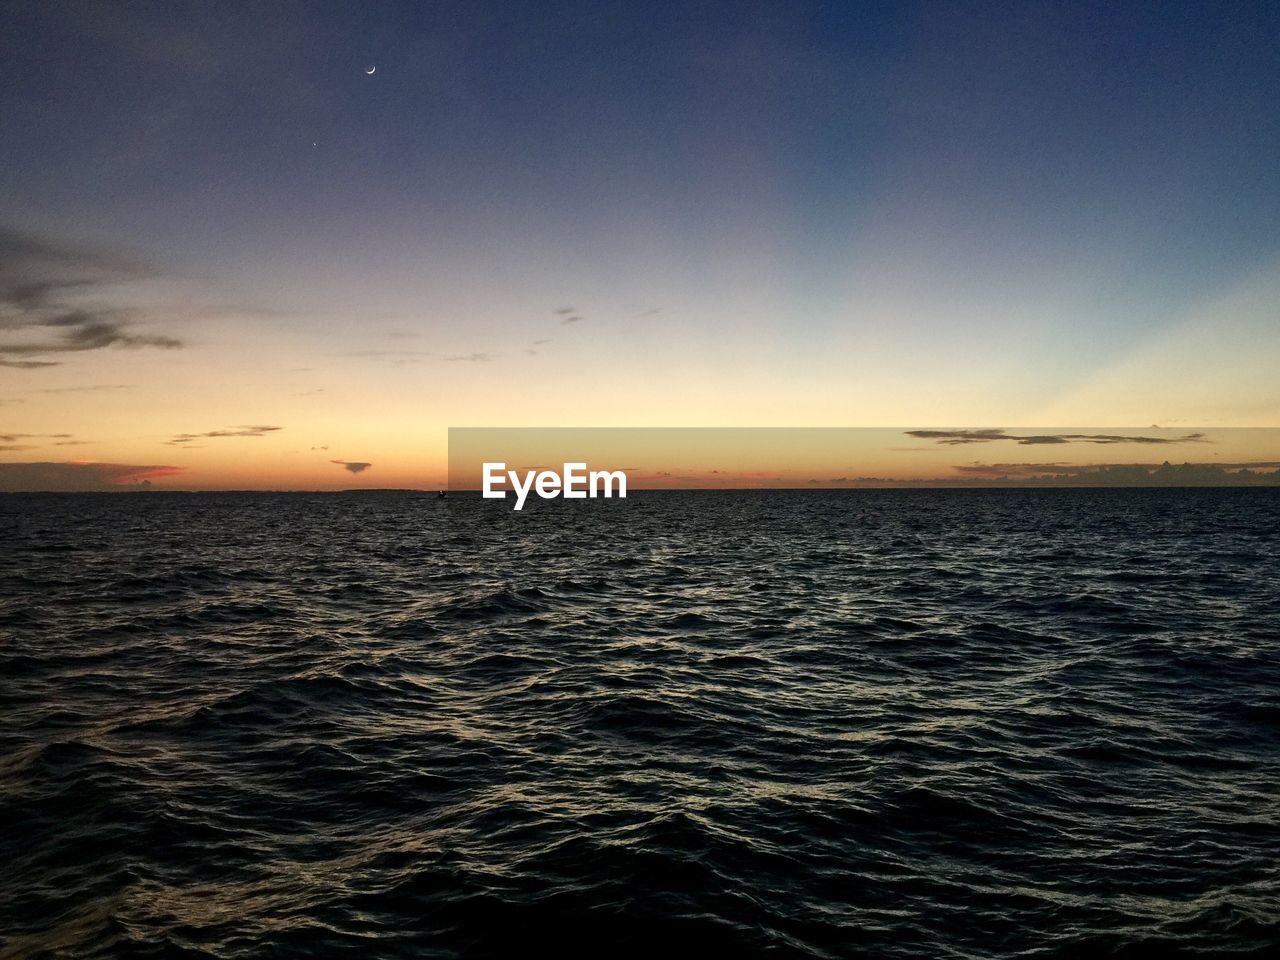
1, 0, 1278, 490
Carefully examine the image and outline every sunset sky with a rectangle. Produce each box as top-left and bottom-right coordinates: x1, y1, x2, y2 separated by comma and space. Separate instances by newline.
2, 1, 1279, 490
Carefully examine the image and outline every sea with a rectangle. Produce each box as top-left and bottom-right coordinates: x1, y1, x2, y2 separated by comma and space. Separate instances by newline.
1, 489, 1278, 958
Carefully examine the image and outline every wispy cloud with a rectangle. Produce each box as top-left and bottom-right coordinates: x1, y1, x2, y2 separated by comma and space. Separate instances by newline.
446, 352, 493, 362
800, 461, 1280, 487
948, 461, 1280, 484
0, 433, 84, 451
340, 350, 433, 359
905, 429, 1207, 446
0, 226, 183, 367
31, 384, 134, 394
167, 425, 281, 444
950, 462, 1071, 477
0, 432, 73, 443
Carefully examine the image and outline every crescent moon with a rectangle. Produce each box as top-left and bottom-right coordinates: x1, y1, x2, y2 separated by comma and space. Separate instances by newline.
364, 65, 376, 75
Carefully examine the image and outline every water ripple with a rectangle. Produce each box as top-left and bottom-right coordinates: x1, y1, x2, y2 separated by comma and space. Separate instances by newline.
1, 489, 1278, 958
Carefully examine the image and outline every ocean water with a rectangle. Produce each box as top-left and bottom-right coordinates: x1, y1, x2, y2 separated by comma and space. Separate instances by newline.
1, 489, 1278, 959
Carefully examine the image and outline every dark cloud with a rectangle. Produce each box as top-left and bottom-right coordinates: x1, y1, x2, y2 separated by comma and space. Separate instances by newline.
0, 226, 183, 366
167, 425, 281, 444
31, 384, 134, 394
1, 311, 181, 354
905, 429, 1207, 446
552, 306, 584, 325
0, 461, 186, 492
797, 461, 1280, 488
904, 429, 1010, 445
331, 460, 372, 474
0, 231, 137, 300
1020, 433, 1206, 445
343, 347, 516, 365
0, 433, 73, 443
0, 432, 81, 451
951, 462, 1072, 477
948, 461, 1280, 485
